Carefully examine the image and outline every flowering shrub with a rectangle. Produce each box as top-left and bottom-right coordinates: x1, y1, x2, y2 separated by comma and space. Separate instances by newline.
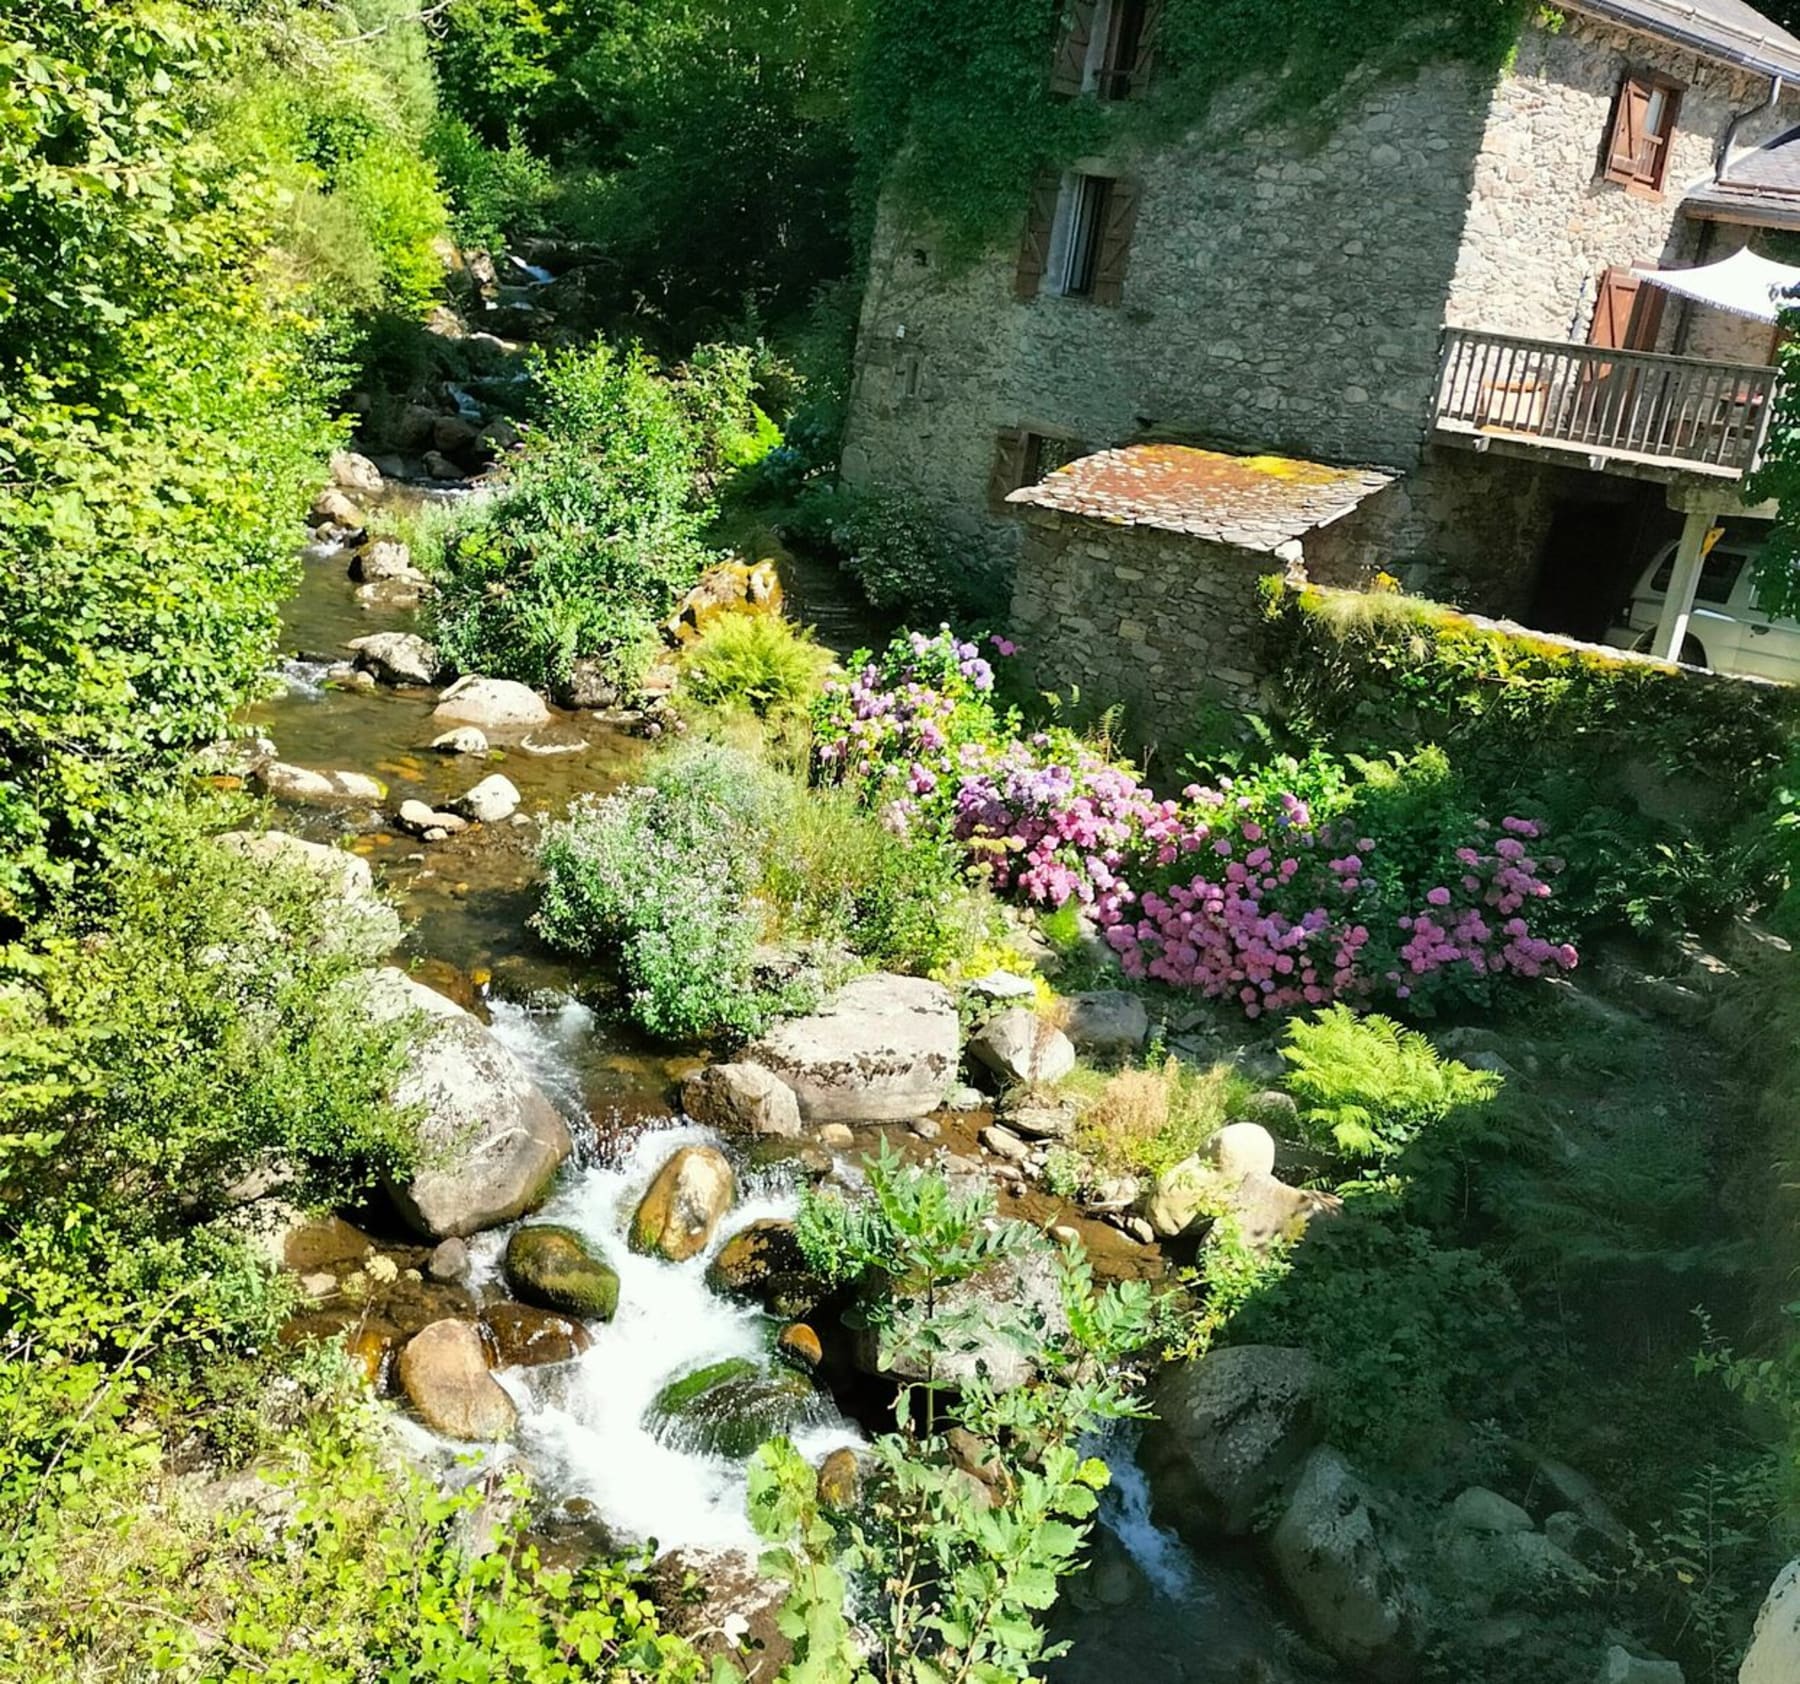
812, 633, 1578, 1017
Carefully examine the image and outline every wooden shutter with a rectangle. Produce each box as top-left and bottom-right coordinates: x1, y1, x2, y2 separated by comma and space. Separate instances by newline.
1049, 0, 1098, 96
1091, 178, 1142, 307
989, 428, 1030, 512
1014, 171, 1062, 300
1128, 0, 1165, 95
1606, 74, 1652, 183
1588, 266, 1664, 350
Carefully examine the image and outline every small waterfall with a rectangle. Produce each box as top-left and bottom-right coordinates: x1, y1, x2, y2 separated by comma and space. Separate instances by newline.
1093, 1424, 1199, 1601
467, 1007, 862, 1554
274, 657, 335, 695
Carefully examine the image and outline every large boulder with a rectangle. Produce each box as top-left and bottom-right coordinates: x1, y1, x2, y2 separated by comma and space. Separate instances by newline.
350, 631, 445, 687
1142, 1122, 1337, 1248
330, 450, 384, 495
969, 1007, 1076, 1086
350, 539, 426, 584
502, 1224, 619, 1321
1064, 990, 1150, 1055
681, 1062, 803, 1138
705, 1219, 826, 1317
433, 676, 553, 731
854, 1245, 1069, 1391
397, 1319, 516, 1441
647, 1357, 823, 1459
1270, 1448, 1428, 1673
1742, 1558, 1800, 1684
1143, 1346, 1322, 1537
363, 969, 572, 1239
631, 1145, 736, 1262
751, 975, 960, 1122
450, 773, 520, 824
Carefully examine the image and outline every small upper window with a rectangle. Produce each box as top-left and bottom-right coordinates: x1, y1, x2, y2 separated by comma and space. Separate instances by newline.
1015, 170, 1142, 305
1049, 0, 1160, 101
1604, 70, 1682, 192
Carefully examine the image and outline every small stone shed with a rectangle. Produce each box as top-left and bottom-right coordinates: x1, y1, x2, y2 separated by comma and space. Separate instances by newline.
1007, 443, 1396, 744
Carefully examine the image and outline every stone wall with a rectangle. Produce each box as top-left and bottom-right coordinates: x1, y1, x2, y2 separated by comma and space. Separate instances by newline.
842, 57, 1499, 559
1444, 10, 1796, 348
1009, 509, 1299, 751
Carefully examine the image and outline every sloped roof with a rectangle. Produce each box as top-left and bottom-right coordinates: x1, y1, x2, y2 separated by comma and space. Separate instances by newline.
1007, 445, 1396, 553
1687, 123, 1800, 225
1571, 0, 1800, 79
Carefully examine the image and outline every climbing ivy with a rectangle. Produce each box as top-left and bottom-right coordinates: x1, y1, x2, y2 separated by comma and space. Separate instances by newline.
852, 0, 1534, 256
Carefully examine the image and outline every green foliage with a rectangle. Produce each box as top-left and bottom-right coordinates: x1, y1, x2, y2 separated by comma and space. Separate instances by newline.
852, 0, 1530, 257
1263, 582, 1800, 934
1231, 1210, 1527, 1468
535, 745, 805, 1040
1281, 1006, 1501, 1164
430, 117, 560, 251
680, 615, 837, 725
1065, 1055, 1241, 1177
1, 1373, 705, 1682
426, 341, 744, 691
762, 1147, 1156, 1683
797, 484, 1005, 619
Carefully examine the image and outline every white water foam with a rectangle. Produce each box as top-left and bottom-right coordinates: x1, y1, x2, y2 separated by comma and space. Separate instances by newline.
472, 1008, 861, 1554
1090, 1425, 1201, 1602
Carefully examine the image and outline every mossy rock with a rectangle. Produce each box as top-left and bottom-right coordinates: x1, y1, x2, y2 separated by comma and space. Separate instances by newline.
503, 1224, 620, 1321
647, 1357, 825, 1459
705, 1219, 826, 1318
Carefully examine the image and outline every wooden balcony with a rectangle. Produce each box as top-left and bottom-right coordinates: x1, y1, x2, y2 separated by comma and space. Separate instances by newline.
1432, 327, 1779, 479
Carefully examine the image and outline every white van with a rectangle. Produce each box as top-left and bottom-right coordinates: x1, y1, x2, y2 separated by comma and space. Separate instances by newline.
1604, 531, 1800, 683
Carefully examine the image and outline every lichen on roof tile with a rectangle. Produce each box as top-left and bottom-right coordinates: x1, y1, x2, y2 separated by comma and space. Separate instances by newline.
1007, 443, 1397, 552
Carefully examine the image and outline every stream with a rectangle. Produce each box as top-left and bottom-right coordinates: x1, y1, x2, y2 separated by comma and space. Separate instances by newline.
254, 512, 1334, 1684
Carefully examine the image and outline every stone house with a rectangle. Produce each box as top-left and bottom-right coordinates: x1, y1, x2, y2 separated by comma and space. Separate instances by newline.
839, 0, 1800, 740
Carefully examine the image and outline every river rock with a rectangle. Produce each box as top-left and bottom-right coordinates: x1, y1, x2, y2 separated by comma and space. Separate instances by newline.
1064, 990, 1150, 1054
451, 773, 520, 824
999, 1098, 1077, 1141
503, 1224, 620, 1320
430, 726, 489, 756
1270, 1447, 1427, 1671
397, 1319, 516, 1441
750, 974, 960, 1122
1449, 1486, 1534, 1535
854, 1244, 1068, 1390
980, 1123, 1030, 1163
1599, 1647, 1684, 1684
253, 761, 386, 807
433, 414, 482, 459
1212, 1121, 1277, 1180
309, 487, 363, 530
434, 676, 553, 730
363, 968, 572, 1239
330, 450, 384, 495
680, 1062, 802, 1138
350, 631, 444, 687
1143, 1346, 1323, 1537
555, 655, 620, 711
1741, 1558, 1800, 1684
705, 1220, 826, 1317
428, 1237, 468, 1282
481, 1300, 594, 1367
970, 1007, 1076, 1086
631, 1146, 736, 1262
396, 799, 468, 839
347, 538, 419, 584
647, 1358, 822, 1459
818, 1447, 861, 1509
776, 1323, 823, 1371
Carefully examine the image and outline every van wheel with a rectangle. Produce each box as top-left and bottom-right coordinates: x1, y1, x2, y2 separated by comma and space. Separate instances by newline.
1630, 629, 1708, 667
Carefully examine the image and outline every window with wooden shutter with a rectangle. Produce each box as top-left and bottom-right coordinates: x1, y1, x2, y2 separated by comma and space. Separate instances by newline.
1091, 177, 1141, 307
1121, 0, 1162, 98
1604, 71, 1681, 191
1015, 171, 1062, 300
1049, 1, 1098, 97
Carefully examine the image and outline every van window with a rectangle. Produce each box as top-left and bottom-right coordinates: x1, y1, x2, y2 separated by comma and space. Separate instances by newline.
1649, 544, 1747, 606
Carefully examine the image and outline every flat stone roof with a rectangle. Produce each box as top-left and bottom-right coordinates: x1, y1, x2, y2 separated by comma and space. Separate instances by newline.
1008, 444, 1397, 554
1687, 123, 1800, 226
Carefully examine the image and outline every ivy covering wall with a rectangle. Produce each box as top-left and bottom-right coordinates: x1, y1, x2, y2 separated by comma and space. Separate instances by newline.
851, 0, 1535, 254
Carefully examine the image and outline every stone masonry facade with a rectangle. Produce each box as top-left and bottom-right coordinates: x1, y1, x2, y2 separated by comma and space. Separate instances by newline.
841, 6, 1800, 638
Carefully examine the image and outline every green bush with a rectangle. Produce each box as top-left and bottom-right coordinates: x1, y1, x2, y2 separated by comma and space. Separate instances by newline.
679, 615, 836, 724
1281, 1006, 1502, 1165
801, 484, 1005, 619
427, 341, 755, 692
429, 116, 559, 251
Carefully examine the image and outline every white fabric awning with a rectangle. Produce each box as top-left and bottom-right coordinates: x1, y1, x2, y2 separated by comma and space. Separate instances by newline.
1635, 246, 1800, 323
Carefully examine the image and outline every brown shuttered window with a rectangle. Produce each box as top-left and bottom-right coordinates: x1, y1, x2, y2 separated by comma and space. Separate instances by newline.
1588, 265, 1666, 351
1091, 177, 1141, 307
1604, 71, 1681, 192
1049, 0, 1098, 96
1014, 170, 1062, 300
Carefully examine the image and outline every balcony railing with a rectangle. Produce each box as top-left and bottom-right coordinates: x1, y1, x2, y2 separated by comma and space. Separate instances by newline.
1433, 327, 1779, 477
